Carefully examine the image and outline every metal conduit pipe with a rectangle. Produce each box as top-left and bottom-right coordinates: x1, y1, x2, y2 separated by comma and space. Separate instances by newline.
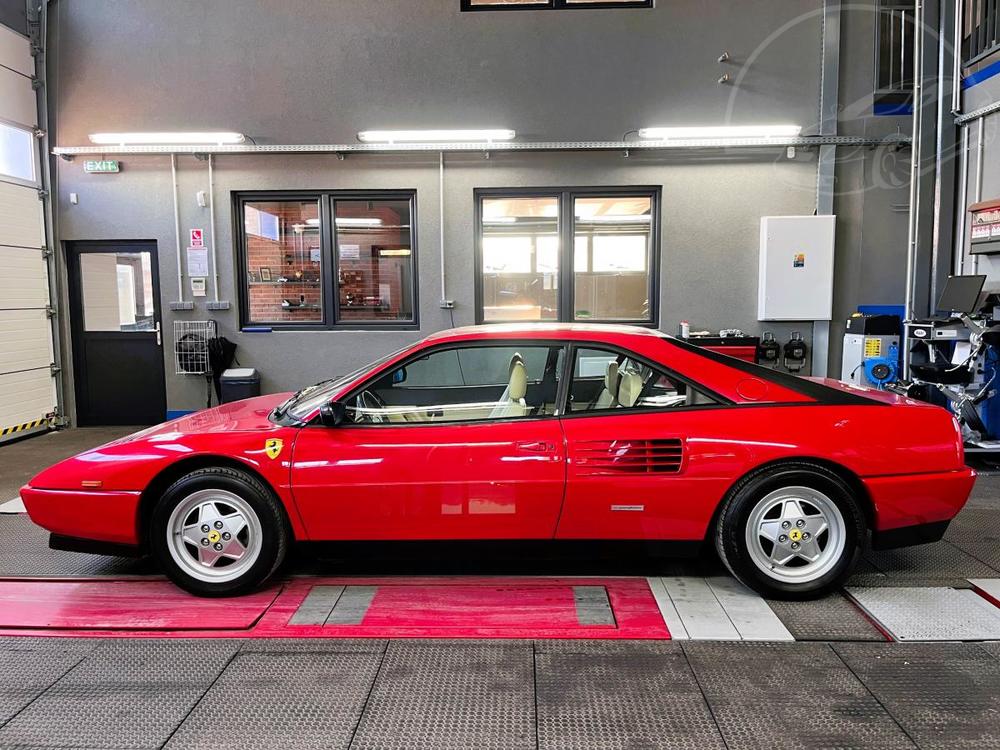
956, 124, 970, 275
208, 155, 219, 301
171, 154, 184, 303
903, 0, 924, 379
973, 117, 986, 275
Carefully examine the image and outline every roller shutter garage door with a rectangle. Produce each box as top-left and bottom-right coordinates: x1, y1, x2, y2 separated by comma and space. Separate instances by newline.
0, 22, 56, 443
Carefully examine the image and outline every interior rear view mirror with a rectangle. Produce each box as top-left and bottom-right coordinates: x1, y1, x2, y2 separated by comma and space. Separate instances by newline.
319, 401, 347, 427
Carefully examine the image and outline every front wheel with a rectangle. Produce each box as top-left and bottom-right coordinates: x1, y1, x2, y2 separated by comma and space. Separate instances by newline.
714, 463, 866, 600
150, 467, 289, 596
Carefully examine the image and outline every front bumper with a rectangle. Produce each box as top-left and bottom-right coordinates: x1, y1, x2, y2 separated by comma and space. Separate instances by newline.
864, 467, 976, 542
20, 485, 142, 546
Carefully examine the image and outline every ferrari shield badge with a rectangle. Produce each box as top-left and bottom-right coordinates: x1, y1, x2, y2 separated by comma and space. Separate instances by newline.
264, 438, 284, 460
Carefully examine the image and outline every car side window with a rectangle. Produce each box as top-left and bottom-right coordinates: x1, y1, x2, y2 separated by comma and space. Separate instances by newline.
346, 344, 564, 424
568, 347, 719, 412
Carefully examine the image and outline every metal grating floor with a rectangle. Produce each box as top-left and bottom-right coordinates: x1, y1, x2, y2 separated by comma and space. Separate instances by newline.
684, 642, 915, 749
349, 641, 536, 750
0, 639, 241, 749
535, 648, 726, 749
835, 642, 1000, 748
164, 651, 384, 750
765, 592, 887, 641
846, 586, 1000, 641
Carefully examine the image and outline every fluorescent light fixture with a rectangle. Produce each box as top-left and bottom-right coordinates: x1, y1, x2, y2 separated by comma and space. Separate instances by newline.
357, 129, 516, 143
88, 131, 246, 145
483, 216, 518, 224
336, 218, 383, 227
637, 125, 802, 140
305, 218, 320, 226
378, 248, 412, 257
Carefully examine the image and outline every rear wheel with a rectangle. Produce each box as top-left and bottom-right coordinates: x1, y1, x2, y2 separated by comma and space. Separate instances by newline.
150, 467, 289, 596
715, 463, 865, 599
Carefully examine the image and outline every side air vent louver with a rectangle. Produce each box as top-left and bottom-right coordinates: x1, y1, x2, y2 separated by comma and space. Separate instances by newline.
573, 439, 684, 476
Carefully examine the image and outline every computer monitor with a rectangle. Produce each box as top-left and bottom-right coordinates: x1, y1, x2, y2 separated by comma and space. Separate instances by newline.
936, 274, 987, 315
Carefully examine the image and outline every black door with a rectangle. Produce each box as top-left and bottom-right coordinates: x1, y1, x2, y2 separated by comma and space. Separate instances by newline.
68, 241, 166, 426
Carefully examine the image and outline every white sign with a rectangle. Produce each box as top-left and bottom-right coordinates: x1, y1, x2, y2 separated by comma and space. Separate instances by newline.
339, 244, 361, 261
191, 277, 206, 297
186, 246, 209, 277
189, 228, 204, 247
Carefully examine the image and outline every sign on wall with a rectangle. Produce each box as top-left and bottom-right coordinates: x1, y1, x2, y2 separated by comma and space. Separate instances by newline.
83, 160, 119, 173
970, 199, 1000, 255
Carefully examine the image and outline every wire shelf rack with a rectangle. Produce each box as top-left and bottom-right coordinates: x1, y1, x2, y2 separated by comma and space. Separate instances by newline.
174, 320, 217, 375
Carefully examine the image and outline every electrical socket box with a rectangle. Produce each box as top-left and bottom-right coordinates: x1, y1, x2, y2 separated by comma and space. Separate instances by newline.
758, 215, 836, 321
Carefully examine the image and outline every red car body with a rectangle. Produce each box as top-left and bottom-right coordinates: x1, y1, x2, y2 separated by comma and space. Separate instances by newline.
22, 324, 975, 555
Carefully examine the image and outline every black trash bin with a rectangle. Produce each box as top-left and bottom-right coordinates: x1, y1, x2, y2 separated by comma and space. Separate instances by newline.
220, 368, 261, 403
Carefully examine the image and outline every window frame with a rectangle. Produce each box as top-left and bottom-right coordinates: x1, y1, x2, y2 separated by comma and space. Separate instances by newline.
474, 186, 661, 327
461, 0, 653, 10
561, 343, 730, 418
234, 189, 419, 331
332, 339, 571, 427
0, 117, 39, 188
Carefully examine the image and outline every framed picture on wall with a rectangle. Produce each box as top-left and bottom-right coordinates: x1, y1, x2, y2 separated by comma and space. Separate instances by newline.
259, 267, 272, 282
248, 270, 258, 284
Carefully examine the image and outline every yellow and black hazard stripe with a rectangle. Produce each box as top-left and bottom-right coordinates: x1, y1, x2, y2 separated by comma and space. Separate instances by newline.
0, 417, 54, 438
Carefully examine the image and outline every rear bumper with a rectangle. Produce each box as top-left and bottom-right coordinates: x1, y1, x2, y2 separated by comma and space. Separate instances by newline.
20, 485, 141, 546
864, 467, 976, 535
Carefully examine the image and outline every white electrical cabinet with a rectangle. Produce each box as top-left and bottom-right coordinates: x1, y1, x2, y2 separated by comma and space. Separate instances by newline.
758, 215, 836, 321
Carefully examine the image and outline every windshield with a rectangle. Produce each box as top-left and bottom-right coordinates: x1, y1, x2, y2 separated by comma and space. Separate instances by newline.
279, 344, 412, 422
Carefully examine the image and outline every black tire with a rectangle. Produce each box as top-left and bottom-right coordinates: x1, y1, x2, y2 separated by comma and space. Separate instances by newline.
714, 462, 866, 600
149, 467, 290, 597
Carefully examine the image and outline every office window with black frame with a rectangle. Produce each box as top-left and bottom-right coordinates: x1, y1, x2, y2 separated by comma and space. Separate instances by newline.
476, 189, 658, 325
237, 192, 417, 329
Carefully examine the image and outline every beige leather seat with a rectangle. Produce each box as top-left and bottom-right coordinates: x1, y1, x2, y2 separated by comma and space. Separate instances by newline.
593, 360, 620, 409
617, 371, 645, 408
489, 355, 530, 418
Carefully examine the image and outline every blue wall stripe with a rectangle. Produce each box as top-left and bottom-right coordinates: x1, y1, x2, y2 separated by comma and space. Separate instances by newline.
873, 102, 914, 116
962, 59, 1000, 90
166, 410, 196, 420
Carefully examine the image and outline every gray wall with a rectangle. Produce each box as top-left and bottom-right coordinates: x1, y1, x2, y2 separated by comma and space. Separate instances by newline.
957, 75, 1000, 284
47, 0, 914, 416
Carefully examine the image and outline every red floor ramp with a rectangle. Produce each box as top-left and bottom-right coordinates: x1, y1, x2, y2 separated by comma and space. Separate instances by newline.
0, 580, 280, 633
255, 576, 670, 640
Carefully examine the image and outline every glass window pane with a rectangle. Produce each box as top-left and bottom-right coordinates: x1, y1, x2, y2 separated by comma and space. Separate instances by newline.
466, 0, 551, 5
81, 252, 155, 332
573, 195, 652, 321
244, 200, 322, 324
569, 347, 717, 412
481, 196, 560, 322
348, 345, 563, 424
335, 198, 415, 322
0, 122, 35, 182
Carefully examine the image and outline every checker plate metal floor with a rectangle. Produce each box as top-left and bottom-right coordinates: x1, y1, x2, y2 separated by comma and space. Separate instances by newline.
765, 593, 888, 641
846, 586, 1000, 641
684, 642, 915, 749
350, 641, 535, 750
835, 642, 1000, 748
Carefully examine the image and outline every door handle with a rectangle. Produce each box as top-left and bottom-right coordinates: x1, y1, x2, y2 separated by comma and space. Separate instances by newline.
516, 440, 553, 453
154, 322, 161, 346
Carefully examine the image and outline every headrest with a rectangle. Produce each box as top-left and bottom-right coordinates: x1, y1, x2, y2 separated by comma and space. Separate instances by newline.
604, 361, 620, 394
509, 360, 528, 401
508, 352, 525, 377
617, 372, 643, 407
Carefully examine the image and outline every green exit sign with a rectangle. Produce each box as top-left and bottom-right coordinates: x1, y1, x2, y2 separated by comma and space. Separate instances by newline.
84, 160, 120, 173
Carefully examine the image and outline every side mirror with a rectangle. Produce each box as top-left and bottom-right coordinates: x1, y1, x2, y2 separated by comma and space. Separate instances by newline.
392, 367, 407, 384
319, 401, 347, 427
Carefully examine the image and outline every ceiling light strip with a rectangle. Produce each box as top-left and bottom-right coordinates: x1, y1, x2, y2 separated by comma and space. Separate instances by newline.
54, 135, 909, 156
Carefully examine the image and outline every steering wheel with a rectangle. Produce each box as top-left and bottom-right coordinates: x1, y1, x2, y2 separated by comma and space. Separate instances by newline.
357, 390, 387, 423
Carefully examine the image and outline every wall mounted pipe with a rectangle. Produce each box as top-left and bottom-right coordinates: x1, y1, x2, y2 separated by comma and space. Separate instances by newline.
972, 117, 985, 274
902, 0, 924, 379
208, 154, 219, 301
952, 0, 963, 115
956, 124, 970, 275
439, 151, 447, 306
170, 153, 184, 303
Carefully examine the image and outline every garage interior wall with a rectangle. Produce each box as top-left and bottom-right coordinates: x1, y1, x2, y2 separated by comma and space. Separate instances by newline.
47, 0, 914, 416
0, 14, 58, 440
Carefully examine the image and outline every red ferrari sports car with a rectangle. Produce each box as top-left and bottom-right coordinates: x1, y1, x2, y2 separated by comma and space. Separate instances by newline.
22, 324, 975, 598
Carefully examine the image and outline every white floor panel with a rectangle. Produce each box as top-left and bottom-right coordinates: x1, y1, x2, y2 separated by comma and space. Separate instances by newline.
0, 498, 24, 514
648, 576, 793, 641
846, 586, 1000, 641
705, 577, 794, 641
